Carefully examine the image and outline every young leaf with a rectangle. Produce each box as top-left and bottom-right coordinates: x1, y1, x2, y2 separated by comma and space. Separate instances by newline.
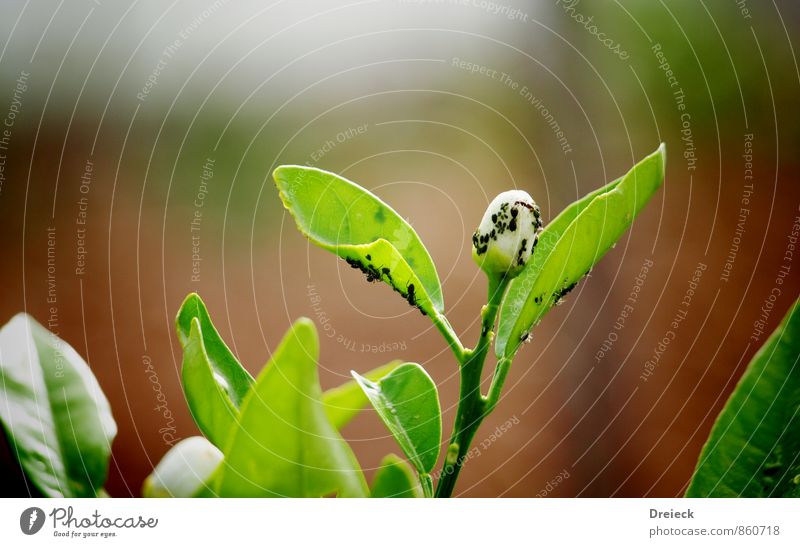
0, 314, 116, 497
686, 299, 800, 497
352, 362, 441, 475
496, 144, 666, 358
493, 177, 621, 356
371, 453, 422, 498
273, 166, 444, 318
216, 318, 368, 497
322, 361, 401, 430
142, 436, 222, 498
175, 293, 254, 448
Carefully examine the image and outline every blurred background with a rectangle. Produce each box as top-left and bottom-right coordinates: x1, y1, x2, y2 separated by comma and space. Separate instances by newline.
0, 0, 798, 497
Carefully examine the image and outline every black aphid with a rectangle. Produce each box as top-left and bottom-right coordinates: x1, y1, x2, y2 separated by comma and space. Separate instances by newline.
473, 230, 488, 255
552, 281, 578, 303
517, 239, 528, 265
406, 283, 416, 306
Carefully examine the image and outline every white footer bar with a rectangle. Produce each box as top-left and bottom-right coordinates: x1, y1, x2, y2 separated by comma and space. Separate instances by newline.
1, 498, 797, 546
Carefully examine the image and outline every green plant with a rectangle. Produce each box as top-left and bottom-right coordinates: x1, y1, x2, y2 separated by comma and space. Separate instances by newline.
17, 142, 788, 497
3, 144, 799, 498
4, 140, 799, 500
150, 144, 669, 497
0, 145, 678, 498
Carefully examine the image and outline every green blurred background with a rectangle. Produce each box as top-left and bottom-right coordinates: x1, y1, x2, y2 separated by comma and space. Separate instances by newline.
0, 0, 798, 497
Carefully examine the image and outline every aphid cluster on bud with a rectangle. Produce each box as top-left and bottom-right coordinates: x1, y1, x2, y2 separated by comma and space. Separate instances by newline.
472, 190, 543, 278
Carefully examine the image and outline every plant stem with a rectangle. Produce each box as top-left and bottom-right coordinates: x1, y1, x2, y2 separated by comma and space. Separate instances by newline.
485, 357, 512, 413
420, 474, 434, 498
432, 312, 466, 363
435, 274, 508, 498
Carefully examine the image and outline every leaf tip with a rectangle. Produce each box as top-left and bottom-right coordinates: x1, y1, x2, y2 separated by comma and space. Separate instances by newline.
176, 293, 204, 344
179, 292, 201, 307
188, 316, 203, 339
10, 311, 33, 323
290, 317, 319, 349
350, 370, 376, 394
273, 164, 313, 190
350, 369, 369, 385
657, 141, 666, 164
183, 317, 207, 364
292, 316, 315, 330
6, 312, 35, 333
272, 165, 290, 186
379, 452, 404, 466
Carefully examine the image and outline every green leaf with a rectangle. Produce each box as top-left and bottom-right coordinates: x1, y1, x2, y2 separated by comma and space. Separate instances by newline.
352, 362, 441, 475
273, 165, 444, 318
175, 293, 255, 448
496, 144, 666, 358
322, 361, 401, 430
686, 299, 800, 497
370, 454, 422, 498
216, 318, 368, 497
0, 314, 116, 497
142, 436, 222, 498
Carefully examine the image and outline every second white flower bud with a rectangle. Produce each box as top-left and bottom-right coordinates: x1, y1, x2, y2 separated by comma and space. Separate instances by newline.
472, 189, 543, 277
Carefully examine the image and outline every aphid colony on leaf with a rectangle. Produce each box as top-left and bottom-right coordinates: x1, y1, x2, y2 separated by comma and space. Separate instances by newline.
472, 190, 543, 278
552, 281, 578, 304
345, 254, 427, 316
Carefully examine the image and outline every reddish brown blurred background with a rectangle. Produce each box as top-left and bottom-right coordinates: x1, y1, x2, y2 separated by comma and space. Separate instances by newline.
1, 0, 798, 497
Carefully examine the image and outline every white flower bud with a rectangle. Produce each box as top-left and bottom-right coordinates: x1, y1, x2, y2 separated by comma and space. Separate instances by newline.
142, 437, 222, 497
472, 190, 542, 277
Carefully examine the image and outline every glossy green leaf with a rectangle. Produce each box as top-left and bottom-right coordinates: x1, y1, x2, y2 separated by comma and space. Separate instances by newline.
175, 293, 254, 448
353, 362, 441, 474
0, 314, 116, 497
686, 299, 800, 497
370, 453, 422, 498
322, 361, 401, 430
216, 319, 368, 497
273, 165, 444, 318
496, 144, 666, 358
142, 436, 222, 498
493, 176, 623, 358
